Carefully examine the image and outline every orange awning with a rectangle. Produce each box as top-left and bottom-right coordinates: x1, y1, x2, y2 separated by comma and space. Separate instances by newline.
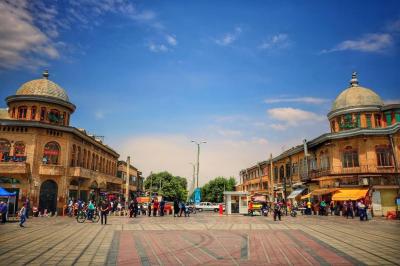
310, 188, 339, 196
300, 193, 311, 200
332, 188, 369, 201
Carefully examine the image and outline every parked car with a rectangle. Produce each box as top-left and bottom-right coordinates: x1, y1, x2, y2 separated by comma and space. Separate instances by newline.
195, 202, 225, 212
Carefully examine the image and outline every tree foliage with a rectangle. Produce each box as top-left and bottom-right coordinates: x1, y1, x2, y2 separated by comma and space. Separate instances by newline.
144, 171, 188, 201
200, 176, 236, 203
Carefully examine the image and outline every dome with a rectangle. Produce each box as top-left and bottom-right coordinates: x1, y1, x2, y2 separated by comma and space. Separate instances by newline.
16, 70, 70, 102
331, 72, 383, 112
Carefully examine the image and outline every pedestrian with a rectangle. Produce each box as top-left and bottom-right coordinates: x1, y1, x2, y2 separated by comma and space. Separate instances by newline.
179, 201, 185, 217
173, 198, 180, 217
306, 200, 312, 215
273, 201, 282, 221
25, 198, 30, 219
160, 197, 165, 216
148, 201, 152, 217
100, 200, 109, 225
0, 202, 7, 224
133, 198, 138, 218
19, 205, 26, 227
129, 200, 134, 218
346, 200, 354, 219
358, 200, 367, 221
329, 201, 334, 215
184, 202, 189, 217
153, 199, 159, 217
320, 200, 326, 216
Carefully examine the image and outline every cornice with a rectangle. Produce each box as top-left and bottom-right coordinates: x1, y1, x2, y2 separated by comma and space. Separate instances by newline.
5, 95, 76, 112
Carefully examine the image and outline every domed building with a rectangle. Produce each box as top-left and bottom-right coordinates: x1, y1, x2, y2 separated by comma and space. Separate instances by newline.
0, 71, 143, 215
239, 73, 399, 217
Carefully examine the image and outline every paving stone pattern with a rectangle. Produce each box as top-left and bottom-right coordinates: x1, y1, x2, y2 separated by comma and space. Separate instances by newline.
0, 213, 399, 266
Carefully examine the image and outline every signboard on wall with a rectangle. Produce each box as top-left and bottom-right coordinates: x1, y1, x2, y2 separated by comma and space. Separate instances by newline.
194, 188, 201, 204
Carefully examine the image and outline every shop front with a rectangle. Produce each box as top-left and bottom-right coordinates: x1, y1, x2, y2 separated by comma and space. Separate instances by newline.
371, 185, 399, 216
224, 191, 249, 215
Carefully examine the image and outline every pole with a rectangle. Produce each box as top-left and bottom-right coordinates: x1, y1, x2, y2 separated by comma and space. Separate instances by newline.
125, 156, 130, 206
270, 153, 273, 202
196, 143, 200, 188
283, 175, 287, 215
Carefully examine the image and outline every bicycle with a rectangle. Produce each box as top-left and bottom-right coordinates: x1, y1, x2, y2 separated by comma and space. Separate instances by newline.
76, 209, 100, 223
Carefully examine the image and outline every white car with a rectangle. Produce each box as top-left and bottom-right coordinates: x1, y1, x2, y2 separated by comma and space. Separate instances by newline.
195, 202, 225, 212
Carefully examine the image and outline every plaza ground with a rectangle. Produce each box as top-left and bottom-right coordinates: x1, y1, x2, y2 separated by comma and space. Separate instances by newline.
0, 212, 399, 266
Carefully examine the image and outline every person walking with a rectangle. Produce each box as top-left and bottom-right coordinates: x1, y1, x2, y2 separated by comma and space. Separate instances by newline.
129, 200, 134, 218
153, 199, 159, 217
306, 200, 312, 215
173, 198, 180, 217
358, 200, 367, 221
346, 200, 354, 219
88, 200, 95, 221
19, 205, 26, 227
148, 201, 152, 217
100, 200, 109, 225
25, 198, 30, 219
160, 197, 165, 217
273, 201, 282, 221
133, 198, 138, 218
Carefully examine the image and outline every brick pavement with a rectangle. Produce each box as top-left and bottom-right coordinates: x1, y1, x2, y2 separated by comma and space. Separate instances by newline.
0, 213, 399, 265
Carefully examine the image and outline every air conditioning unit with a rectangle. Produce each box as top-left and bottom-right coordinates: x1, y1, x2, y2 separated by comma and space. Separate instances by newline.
361, 178, 369, 186
334, 182, 340, 187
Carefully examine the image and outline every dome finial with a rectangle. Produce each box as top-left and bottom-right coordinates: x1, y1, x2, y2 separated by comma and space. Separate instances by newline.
42, 69, 49, 79
350, 71, 358, 87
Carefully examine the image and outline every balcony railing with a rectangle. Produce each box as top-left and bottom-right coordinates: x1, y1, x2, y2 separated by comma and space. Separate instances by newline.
1, 156, 27, 162
39, 164, 65, 176
0, 162, 29, 174
69, 167, 121, 184
308, 165, 397, 179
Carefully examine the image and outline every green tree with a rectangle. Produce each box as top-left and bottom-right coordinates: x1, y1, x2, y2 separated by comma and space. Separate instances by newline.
144, 171, 188, 200
200, 176, 236, 203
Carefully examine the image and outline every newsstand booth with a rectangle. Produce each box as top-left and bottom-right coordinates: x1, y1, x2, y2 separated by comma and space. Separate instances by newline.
224, 191, 249, 215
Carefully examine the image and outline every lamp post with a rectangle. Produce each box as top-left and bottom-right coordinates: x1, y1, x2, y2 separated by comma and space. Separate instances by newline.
189, 162, 196, 201
125, 156, 130, 207
191, 140, 206, 188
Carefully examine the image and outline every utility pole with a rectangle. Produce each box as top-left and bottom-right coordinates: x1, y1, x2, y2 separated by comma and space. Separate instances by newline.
125, 156, 130, 206
191, 140, 206, 188
270, 153, 274, 202
189, 163, 196, 201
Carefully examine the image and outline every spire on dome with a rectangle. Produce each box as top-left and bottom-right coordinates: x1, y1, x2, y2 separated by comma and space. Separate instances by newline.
350, 72, 358, 87
42, 69, 49, 79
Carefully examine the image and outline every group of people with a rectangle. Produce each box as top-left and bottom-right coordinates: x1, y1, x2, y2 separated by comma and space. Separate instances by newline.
0, 198, 30, 227
301, 198, 369, 221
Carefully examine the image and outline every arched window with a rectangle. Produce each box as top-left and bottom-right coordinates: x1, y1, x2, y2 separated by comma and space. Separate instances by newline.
273, 166, 278, 182
12, 107, 16, 118
43, 142, 60, 165
86, 151, 91, 169
18, 106, 28, 119
0, 139, 11, 162
40, 107, 46, 121
342, 146, 359, 168
376, 146, 393, 167
31, 106, 37, 120
14, 142, 25, 161
77, 147, 82, 167
70, 145, 76, 167
82, 149, 87, 168
279, 165, 285, 182
91, 153, 95, 170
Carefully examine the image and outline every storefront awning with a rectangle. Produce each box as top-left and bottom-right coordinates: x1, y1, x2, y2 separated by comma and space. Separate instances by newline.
332, 188, 369, 201
300, 193, 311, 200
311, 188, 339, 196
287, 187, 306, 199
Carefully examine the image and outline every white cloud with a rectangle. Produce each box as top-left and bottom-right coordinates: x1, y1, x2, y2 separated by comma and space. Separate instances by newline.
322, 33, 394, 53
166, 34, 177, 46
148, 43, 169, 53
386, 19, 400, 33
217, 129, 242, 137
259, 33, 290, 50
215, 27, 242, 46
265, 97, 329, 104
267, 107, 325, 129
384, 99, 400, 105
0, 0, 59, 69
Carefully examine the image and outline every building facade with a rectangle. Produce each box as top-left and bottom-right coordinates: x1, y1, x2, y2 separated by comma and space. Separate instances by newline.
239, 73, 400, 215
117, 160, 144, 199
0, 71, 141, 214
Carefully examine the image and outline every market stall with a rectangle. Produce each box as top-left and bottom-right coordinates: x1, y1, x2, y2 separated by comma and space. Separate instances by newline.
0, 187, 17, 221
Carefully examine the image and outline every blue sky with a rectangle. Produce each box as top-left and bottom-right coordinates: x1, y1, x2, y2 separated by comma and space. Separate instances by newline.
1, 0, 399, 184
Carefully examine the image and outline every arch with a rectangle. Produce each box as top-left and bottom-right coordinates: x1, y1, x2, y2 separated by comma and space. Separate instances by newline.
18, 106, 28, 119
86, 151, 91, 169
91, 153, 95, 170
43, 141, 60, 165
0, 139, 11, 162
279, 165, 285, 180
39, 179, 58, 214
77, 146, 82, 167
31, 106, 37, 120
83, 149, 87, 168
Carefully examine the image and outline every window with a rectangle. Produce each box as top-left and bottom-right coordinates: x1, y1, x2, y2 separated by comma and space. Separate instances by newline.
319, 151, 330, 170
279, 166, 285, 181
385, 112, 392, 126
0, 139, 11, 162
40, 107, 46, 121
376, 147, 393, 167
48, 109, 61, 124
43, 141, 60, 165
31, 106, 37, 120
366, 114, 372, 128
342, 147, 359, 168
63, 112, 67, 125
70, 145, 76, 166
273, 166, 278, 182
374, 114, 381, 128
18, 106, 27, 119
77, 147, 82, 167
331, 120, 336, 132
395, 111, 400, 124
14, 142, 25, 157
285, 163, 291, 177
12, 107, 15, 118
291, 163, 298, 175
356, 114, 361, 127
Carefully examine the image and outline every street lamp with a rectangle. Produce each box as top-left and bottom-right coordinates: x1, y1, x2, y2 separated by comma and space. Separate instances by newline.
188, 162, 196, 201
191, 140, 206, 188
